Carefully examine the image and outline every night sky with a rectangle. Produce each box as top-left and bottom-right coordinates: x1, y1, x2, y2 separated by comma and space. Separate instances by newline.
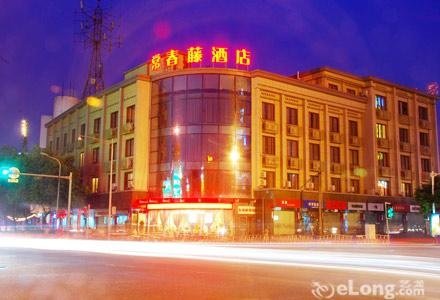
1, 0, 439, 149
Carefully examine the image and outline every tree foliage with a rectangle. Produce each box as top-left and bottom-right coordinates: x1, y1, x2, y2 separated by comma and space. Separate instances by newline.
0, 146, 86, 217
414, 177, 440, 216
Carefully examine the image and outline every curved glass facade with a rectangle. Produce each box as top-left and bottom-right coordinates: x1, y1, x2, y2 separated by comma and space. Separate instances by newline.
149, 73, 252, 198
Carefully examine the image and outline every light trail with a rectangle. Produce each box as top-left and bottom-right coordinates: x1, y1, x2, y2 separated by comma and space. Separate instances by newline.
1, 236, 439, 278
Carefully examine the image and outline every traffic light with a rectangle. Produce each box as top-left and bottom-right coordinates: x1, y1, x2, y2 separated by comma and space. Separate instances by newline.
0, 166, 20, 183
385, 203, 394, 219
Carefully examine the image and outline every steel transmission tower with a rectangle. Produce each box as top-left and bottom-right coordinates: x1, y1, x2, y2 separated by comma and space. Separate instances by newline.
77, 0, 119, 99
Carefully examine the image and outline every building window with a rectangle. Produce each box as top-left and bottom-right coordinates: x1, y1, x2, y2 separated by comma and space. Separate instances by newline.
262, 102, 275, 121
108, 173, 116, 191
93, 118, 101, 134
349, 149, 359, 166
346, 88, 356, 95
49, 141, 53, 152
398, 101, 408, 116
91, 177, 99, 193
286, 107, 298, 125
402, 182, 412, 197
309, 112, 319, 129
399, 128, 409, 143
124, 172, 134, 190
377, 152, 389, 167
420, 132, 430, 147
377, 179, 390, 196
375, 123, 387, 139
329, 117, 339, 133
375, 95, 387, 110
330, 178, 341, 192
310, 175, 319, 190
286, 173, 298, 189
287, 140, 298, 158
330, 146, 340, 163
350, 179, 360, 193
80, 123, 86, 137
126, 105, 135, 124
263, 136, 275, 155
63, 133, 68, 150
266, 171, 275, 188
71, 129, 76, 145
110, 111, 118, 129
309, 143, 320, 161
108, 142, 117, 161
421, 158, 431, 172
92, 147, 99, 163
125, 138, 134, 157
79, 152, 84, 168
401, 155, 411, 170
418, 106, 428, 121
349, 120, 358, 137
328, 83, 339, 90
56, 137, 60, 151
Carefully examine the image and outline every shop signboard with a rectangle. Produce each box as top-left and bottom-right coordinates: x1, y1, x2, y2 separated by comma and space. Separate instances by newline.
367, 203, 384, 211
410, 205, 421, 213
237, 206, 256, 215
303, 199, 319, 209
325, 200, 347, 210
348, 202, 366, 211
393, 203, 410, 213
274, 199, 301, 209
431, 214, 440, 237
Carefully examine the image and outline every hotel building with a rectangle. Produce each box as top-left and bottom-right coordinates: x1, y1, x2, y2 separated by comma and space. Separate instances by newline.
44, 47, 438, 237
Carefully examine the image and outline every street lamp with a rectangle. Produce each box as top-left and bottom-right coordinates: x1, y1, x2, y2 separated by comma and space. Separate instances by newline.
40, 152, 61, 227
430, 171, 439, 213
79, 134, 117, 238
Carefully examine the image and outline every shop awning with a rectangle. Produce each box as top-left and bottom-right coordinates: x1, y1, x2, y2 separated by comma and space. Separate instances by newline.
325, 200, 347, 210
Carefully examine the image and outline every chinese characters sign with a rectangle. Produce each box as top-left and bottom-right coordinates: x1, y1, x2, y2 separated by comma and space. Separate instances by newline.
149, 46, 251, 74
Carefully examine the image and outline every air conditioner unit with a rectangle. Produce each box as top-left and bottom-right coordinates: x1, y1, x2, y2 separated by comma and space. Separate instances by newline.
259, 178, 267, 187
310, 129, 321, 140
349, 136, 359, 146
124, 157, 133, 169
288, 157, 299, 169
330, 132, 341, 143
287, 125, 299, 137
125, 122, 134, 132
311, 160, 321, 171
287, 181, 292, 188
111, 183, 117, 191
127, 182, 134, 190
263, 120, 277, 133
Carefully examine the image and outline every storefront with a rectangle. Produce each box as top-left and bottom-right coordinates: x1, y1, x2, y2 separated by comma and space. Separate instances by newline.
345, 202, 366, 235
324, 200, 347, 235
299, 199, 319, 234
407, 205, 425, 234
272, 199, 300, 235
365, 202, 385, 234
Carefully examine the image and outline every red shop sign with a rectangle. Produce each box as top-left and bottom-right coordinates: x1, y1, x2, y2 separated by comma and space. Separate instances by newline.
393, 203, 410, 213
325, 200, 348, 210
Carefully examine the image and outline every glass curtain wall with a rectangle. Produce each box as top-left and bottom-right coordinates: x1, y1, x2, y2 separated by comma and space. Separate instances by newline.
149, 73, 252, 198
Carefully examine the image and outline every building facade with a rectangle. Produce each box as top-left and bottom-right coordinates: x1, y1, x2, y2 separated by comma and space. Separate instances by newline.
44, 50, 438, 237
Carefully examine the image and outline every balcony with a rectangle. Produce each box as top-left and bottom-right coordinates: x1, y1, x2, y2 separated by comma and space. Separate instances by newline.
419, 120, 431, 129
105, 128, 117, 139
262, 120, 278, 134
105, 160, 117, 172
310, 160, 321, 172
330, 163, 341, 174
399, 142, 411, 153
309, 128, 321, 140
287, 157, 299, 169
122, 122, 134, 134
376, 109, 391, 121
377, 138, 390, 148
286, 124, 300, 137
378, 166, 391, 177
329, 132, 341, 144
262, 155, 277, 168
398, 115, 410, 125
349, 136, 360, 147
421, 172, 431, 182
400, 170, 412, 180
420, 146, 431, 156
121, 157, 134, 170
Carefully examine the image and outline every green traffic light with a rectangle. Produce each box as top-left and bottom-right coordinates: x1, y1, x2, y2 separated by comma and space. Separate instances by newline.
1, 169, 9, 176
386, 207, 394, 219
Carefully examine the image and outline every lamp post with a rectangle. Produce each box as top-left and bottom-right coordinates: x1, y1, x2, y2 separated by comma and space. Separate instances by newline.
40, 152, 61, 226
430, 171, 439, 214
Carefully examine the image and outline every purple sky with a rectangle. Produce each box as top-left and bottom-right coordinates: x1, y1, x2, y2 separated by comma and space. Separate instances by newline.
0, 0, 439, 149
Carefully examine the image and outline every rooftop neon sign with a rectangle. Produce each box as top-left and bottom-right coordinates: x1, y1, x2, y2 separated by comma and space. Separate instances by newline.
149, 46, 251, 74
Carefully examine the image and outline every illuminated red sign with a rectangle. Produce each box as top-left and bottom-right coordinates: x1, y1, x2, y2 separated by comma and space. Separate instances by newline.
149, 46, 252, 74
